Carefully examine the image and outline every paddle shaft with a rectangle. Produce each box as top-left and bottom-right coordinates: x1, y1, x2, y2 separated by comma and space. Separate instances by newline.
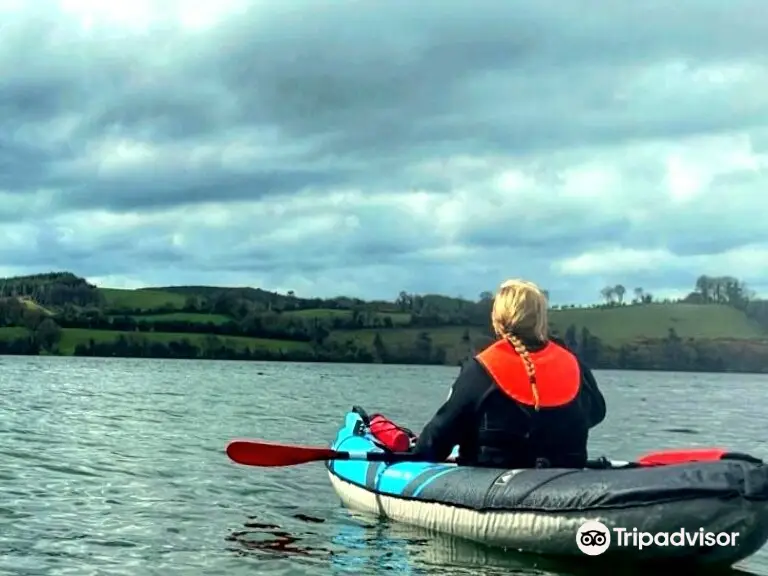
225, 439, 635, 468
336, 449, 629, 468
337, 450, 426, 462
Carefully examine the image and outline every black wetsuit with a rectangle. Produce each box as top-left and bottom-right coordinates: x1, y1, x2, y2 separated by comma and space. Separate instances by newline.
411, 336, 606, 468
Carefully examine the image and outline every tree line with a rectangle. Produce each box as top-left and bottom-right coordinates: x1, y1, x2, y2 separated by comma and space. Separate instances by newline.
597, 275, 755, 309
599, 285, 653, 305
4, 320, 763, 373
0, 270, 765, 373
557, 325, 766, 373
1, 271, 761, 329
69, 330, 449, 365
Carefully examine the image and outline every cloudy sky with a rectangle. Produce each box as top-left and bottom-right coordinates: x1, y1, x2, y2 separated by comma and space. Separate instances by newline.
1, 0, 767, 305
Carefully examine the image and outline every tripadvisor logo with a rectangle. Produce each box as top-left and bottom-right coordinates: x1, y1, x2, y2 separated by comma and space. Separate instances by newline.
576, 521, 611, 555
576, 521, 739, 555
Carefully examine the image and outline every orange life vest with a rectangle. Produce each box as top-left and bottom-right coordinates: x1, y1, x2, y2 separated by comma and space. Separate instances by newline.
475, 339, 581, 407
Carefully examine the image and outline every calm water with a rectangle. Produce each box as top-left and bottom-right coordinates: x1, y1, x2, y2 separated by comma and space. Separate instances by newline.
1, 356, 767, 576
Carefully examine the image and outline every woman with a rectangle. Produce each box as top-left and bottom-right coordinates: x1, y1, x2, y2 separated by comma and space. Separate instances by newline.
411, 279, 606, 469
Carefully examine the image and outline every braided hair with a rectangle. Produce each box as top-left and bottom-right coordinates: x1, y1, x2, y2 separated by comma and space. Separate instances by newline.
506, 333, 540, 411
490, 279, 549, 411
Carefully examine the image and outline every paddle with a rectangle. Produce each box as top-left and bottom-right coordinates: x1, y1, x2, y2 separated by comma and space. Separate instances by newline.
226, 440, 430, 467
226, 439, 737, 469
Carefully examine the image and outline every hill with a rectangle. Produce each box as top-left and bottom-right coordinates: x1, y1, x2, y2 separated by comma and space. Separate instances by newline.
91, 284, 768, 344
550, 303, 765, 343
0, 271, 766, 372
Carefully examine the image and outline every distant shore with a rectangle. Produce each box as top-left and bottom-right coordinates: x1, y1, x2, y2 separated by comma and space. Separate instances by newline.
0, 271, 766, 374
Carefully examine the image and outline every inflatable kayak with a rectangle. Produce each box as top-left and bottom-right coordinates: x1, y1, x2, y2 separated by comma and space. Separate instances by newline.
326, 409, 768, 566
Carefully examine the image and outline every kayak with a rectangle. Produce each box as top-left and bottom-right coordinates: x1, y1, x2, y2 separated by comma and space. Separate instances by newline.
326, 409, 768, 566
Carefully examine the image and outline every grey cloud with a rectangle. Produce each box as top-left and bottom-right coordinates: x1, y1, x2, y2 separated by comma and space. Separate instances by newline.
10, 1, 768, 160
0, 222, 184, 271
0, 0, 767, 300
54, 167, 350, 212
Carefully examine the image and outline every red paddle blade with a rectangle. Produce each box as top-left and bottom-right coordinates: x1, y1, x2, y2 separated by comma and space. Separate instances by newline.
637, 447, 727, 466
226, 440, 338, 467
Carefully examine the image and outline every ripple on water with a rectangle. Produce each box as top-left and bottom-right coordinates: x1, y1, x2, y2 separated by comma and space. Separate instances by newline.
0, 358, 766, 576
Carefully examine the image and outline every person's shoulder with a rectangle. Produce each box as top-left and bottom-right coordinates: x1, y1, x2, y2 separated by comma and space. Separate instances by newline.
457, 356, 494, 388
459, 356, 486, 377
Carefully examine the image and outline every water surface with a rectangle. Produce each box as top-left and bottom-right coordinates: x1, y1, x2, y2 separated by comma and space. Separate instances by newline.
0, 356, 766, 575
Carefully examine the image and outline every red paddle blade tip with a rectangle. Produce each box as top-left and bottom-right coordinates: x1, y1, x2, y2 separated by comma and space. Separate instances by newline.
638, 447, 728, 466
226, 439, 338, 467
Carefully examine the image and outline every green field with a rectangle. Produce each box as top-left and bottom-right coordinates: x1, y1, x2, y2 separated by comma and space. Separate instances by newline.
2, 300, 767, 366
0, 327, 32, 339
11, 284, 768, 359
93, 287, 768, 345
328, 304, 767, 348
550, 303, 766, 343
282, 308, 412, 325
114, 312, 233, 325
329, 326, 489, 364
330, 326, 484, 346
0, 327, 312, 355
99, 288, 187, 311
112, 308, 413, 327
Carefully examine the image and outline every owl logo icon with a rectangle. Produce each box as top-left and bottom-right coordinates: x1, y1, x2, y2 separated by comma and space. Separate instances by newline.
576, 520, 611, 555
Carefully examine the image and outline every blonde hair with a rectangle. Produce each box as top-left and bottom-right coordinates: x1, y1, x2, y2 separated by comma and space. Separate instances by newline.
491, 279, 549, 410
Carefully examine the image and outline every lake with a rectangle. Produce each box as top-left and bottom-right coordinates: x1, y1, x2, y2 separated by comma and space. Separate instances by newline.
0, 356, 766, 575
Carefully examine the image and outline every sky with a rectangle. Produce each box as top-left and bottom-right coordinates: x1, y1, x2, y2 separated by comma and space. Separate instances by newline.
1, 0, 767, 306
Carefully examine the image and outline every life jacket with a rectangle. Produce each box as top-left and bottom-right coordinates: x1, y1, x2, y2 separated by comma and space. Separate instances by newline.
475, 339, 581, 408
470, 339, 586, 468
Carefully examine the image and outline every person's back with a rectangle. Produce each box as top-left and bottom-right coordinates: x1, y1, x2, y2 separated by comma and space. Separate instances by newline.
411, 279, 606, 469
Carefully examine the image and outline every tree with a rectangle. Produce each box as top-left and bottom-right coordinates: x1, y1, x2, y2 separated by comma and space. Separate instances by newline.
201, 334, 223, 357
642, 292, 653, 304
633, 287, 644, 303
600, 286, 614, 304
311, 323, 330, 346
691, 275, 752, 309
372, 332, 387, 362
35, 318, 62, 352
578, 326, 602, 364
415, 331, 433, 361
614, 284, 626, 304
695, 275, 712, 302
564, 324, 578, 350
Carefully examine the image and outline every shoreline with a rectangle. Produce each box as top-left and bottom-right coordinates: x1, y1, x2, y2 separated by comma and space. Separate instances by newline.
2, 349, 767, 375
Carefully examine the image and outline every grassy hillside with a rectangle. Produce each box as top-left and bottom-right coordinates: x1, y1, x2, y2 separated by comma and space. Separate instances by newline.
549, 303, 766, 343
282, 308, 412, 325
1, 271, 766, 371
325, 303, 768, 363
87, 288, 768, 346
92, 289, 768, 342
110, 312, 233, 325
329, 326, 487, 365
18, 297, 54, 316
100, 288, 187, 311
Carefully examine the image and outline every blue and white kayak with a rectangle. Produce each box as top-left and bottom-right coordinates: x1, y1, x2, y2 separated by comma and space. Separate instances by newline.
326, 410, 768, 566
